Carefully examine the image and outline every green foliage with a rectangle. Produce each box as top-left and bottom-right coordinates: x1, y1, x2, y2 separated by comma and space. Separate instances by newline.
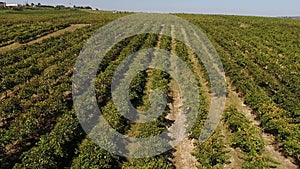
123, 155, 174, 169
70, 139, 120, 169
13, 111, 84, 169
1, 9, 300, 168
193, 131, 229, 169
186, 14, 300, 165
224, 107, 274, 168
241, 156, 272, 169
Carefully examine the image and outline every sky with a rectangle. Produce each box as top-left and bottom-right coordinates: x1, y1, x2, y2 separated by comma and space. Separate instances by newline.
4, 0, 300, 17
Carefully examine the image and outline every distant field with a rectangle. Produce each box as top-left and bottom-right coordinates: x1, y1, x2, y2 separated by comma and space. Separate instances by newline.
0, 8, 299, 169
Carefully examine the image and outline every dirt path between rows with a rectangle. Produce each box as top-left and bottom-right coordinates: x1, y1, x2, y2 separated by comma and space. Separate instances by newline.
165, 25, 199, 169
167, 79, 199, 169
216, 41, 298, 168
227, 83, 298, 169
0, 24, 90, 54
221, 120, 244, 169
179, 26, 297, 168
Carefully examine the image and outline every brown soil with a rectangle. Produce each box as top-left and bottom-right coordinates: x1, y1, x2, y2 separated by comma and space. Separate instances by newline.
228, 83, 298, 169
167, 78, 199, 169
179, 25, 297, 169
221, 122, 244, 169
180, 27, 243, 169
166, 25, 199, 169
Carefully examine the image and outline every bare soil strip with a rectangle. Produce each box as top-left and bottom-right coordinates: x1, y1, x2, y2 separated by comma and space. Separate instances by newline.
180, 26, 238, 169
227, 84, 298, 169
166, 25, 199, 169
219, 45, 294, 168
0, 24, 90, 54
180, 26, 297, 169
167, 80, 199, 169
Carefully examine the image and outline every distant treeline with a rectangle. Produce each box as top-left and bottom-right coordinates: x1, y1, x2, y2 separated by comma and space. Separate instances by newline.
0, 3, 92, 10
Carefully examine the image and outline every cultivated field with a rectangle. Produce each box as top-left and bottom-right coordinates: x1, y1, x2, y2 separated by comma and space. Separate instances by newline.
0, 8, 299, 169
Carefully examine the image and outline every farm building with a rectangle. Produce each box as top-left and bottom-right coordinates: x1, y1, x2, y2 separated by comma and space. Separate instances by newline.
0, 1, 6, 7
6, 3, 21, 7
